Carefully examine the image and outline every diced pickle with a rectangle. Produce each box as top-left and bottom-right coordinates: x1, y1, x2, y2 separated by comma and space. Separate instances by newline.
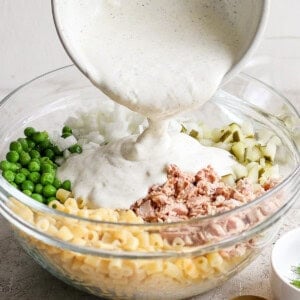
247, 164, 260, 183
221, 174, 236, 186
219, 130, 232, 143
228, 123, 240, 132
189, 129, 199, 139
231, 142, 246, 163
232, 130, 243, 142
245, 146, 261, 162
260, 142, 277, 162
232, 164, 248, 179
180, 121, 279, 184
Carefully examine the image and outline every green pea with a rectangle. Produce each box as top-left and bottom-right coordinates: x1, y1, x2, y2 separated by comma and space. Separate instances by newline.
29, 150, 40, 159
28, 172, 40, 183
15, 162, 22, 168
17, 138, 29, 152
23, 190, 32, 196
52, 145, 63, 156
28, 161, 40, 172
43, 185, 57, 197
40, 157, 51, 163
0, 160, 11, 171
62, 126, 72, 135
69, 144, 82, 154
27, 139, 35, 150
62, 180, 71, 191
44, 149, 55, 160
20, 168, 30, 177
41, 163, 54, 174
6, 151, 19, 163
41, 157, 56, 166
9, 163, 21, 172
14, 173, 26, 185
30, 158, 40, 164
32, 131, 48, 144
35, 183, 43, 194
41, 173, 54, 185
61, 132, 72, 139
19, 151, 31, 166
39, 139, 52, 150
9, 141, 22, 153
24, 127, 36, 138
22, 180, 34, 192
53, 178, 62, 189
31, 193, 44, 203
34, 144, 42, 153
3, 170, 15, 182
46, 196, 56, 204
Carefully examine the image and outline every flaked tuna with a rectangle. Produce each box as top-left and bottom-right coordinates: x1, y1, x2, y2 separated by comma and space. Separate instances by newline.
131, 165, 272, 223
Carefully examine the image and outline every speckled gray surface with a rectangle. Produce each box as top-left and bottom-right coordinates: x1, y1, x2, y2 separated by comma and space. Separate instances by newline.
1, 208, 299, 300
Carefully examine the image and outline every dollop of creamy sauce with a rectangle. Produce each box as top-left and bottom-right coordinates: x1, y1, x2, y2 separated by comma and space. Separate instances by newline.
58, 131, 234, 209
56, 0, 242, 209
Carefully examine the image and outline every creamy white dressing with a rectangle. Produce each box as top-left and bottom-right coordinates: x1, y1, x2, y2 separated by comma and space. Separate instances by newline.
56, 0, 242, 208
58, 132, 234, 209
55, 0, 241, 119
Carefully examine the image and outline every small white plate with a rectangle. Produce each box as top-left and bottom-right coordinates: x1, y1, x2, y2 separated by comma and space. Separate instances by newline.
271, 227, 300, 300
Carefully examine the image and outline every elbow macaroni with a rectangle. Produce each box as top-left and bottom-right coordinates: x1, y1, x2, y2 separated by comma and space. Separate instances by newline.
9, 196, 254, 299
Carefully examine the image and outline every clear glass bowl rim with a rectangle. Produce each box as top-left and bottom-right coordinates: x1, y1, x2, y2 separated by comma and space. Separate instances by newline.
0, 65, 299, 228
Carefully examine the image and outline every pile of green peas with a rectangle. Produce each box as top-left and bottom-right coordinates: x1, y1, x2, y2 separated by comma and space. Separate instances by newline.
0, 126, 76, 204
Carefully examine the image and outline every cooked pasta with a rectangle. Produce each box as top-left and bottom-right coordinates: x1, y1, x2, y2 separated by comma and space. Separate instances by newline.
9, 196, 255, 299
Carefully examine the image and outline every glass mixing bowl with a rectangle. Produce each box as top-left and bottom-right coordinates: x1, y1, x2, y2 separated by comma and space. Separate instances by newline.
0, 66, 299, 300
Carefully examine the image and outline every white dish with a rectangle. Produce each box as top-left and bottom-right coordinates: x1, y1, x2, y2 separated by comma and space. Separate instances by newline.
52, 0, 270, 90
271, 227, 300, 300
